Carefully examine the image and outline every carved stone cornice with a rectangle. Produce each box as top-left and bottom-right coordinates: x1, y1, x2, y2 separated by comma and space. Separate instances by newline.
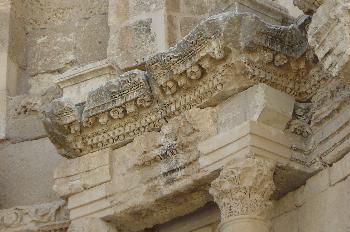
209, 157, 275, 222
0, 201, 69, 232
42, 12, 316, 159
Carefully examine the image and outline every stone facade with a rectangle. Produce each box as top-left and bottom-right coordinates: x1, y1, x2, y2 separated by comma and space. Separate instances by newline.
1, 0, 350, 232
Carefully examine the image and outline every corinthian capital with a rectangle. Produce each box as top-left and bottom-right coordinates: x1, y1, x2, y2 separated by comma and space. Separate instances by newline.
209, 157, 275, 222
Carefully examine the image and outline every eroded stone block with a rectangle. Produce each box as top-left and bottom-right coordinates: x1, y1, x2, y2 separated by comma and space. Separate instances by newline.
26, 15, 108, 75
68, 217, 117, 232
0, 138, 62, 208
218, 84, 295, 132
109, 18, 159, 69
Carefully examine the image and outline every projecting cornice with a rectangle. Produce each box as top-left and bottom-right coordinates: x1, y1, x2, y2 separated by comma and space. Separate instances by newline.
41, 12, 317, 159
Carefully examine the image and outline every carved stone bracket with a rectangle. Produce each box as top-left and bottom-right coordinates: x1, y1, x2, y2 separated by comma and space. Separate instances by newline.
210, 157, 276, 232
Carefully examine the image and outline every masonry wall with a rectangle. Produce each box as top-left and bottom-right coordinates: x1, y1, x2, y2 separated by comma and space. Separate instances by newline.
0, 0, 110, 208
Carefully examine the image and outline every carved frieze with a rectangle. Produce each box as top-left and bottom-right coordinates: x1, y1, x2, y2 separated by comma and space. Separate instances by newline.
42, 12, 318, 158
0, 201, 69, 232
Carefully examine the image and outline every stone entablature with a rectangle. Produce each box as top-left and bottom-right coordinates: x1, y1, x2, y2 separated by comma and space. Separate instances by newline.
51, 84, 313, 232
0, 201, 69, 232
38, 1, 350, 231
42, 11, 316, 159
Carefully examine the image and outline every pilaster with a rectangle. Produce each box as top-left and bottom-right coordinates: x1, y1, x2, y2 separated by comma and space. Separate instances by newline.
210, 157, 276, 232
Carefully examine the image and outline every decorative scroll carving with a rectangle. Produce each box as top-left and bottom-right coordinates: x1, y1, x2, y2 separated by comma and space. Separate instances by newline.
209, 157, 275, 221
0, 201, 69, 232
43, 12, 317, 158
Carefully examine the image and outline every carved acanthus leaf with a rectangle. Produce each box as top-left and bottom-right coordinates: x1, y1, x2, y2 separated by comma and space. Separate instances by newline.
210, 157, 275, 221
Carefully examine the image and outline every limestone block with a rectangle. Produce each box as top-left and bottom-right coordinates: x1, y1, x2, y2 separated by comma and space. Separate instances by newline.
26, 15, 108, 75
6, 96, 47, 142
0, 92, 6, 139
271, 0, 303, 17
298, 178, 350, 232
54, 60, 119, 104
54, 165, 111, 197
68, 217, 117, 232
129, 0, 167, 17
302, 168, 330, 201
224, 0, 294, 25
23, 0, 108, 30
0, 138, 62, 209
68, 183, 109, 210
54, 149, 110, 179
218, 84, 295, 132
157, 204, 219, 232
180, 17, 203, 38
182, 0, 209, 15
108, 18, 159, 69
0, 7, 10, 51
271, 210, 298, 232
330, 152, 350, 185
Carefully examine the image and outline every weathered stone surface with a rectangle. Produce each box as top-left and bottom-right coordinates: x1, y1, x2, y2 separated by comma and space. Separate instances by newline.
6, 96, 47, 142
54, 149, 111, 197
0, 201, 69, 232
294, 0, 324, 14
0, 138, 62, 208
67, 217, 117, 232
26, 15, 109, 75
308, 0, 350, 81
218, 83, 294, 132
108, 18, 159, 69
330, 152, 350, 185
210, 157, 275, 220
298, 177, 350, 232
44, 12, 312, 159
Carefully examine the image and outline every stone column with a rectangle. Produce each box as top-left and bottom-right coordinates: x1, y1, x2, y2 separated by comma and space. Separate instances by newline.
68, 218, 118, 232
209, 157, 275, 232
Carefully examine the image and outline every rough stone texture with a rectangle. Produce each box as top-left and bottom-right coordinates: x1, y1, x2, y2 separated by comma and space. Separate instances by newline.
210, 158, 275, 221
3, 1, 350, 232
67, 218, 117, 232
26, 15, 109, 76
0, 201, 69, 232
294, 0, 324, 14
6, 95, 47, 142
307, 0, 350, 82
0, 138, 62, 209
218, 83, 294, 132
45, 12, 312, 158
108, 0, 296, 69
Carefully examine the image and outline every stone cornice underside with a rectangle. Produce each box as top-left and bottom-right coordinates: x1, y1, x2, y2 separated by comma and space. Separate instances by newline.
42, 12, 320, 159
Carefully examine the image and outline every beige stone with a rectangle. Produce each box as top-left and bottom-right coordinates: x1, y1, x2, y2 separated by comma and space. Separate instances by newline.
0, 200, 69, 232
4, 1, 350, 232
68, 217, 117, 232
0, 138, 62, 208
218, 84, 295, 132
330, 152, 350, 185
